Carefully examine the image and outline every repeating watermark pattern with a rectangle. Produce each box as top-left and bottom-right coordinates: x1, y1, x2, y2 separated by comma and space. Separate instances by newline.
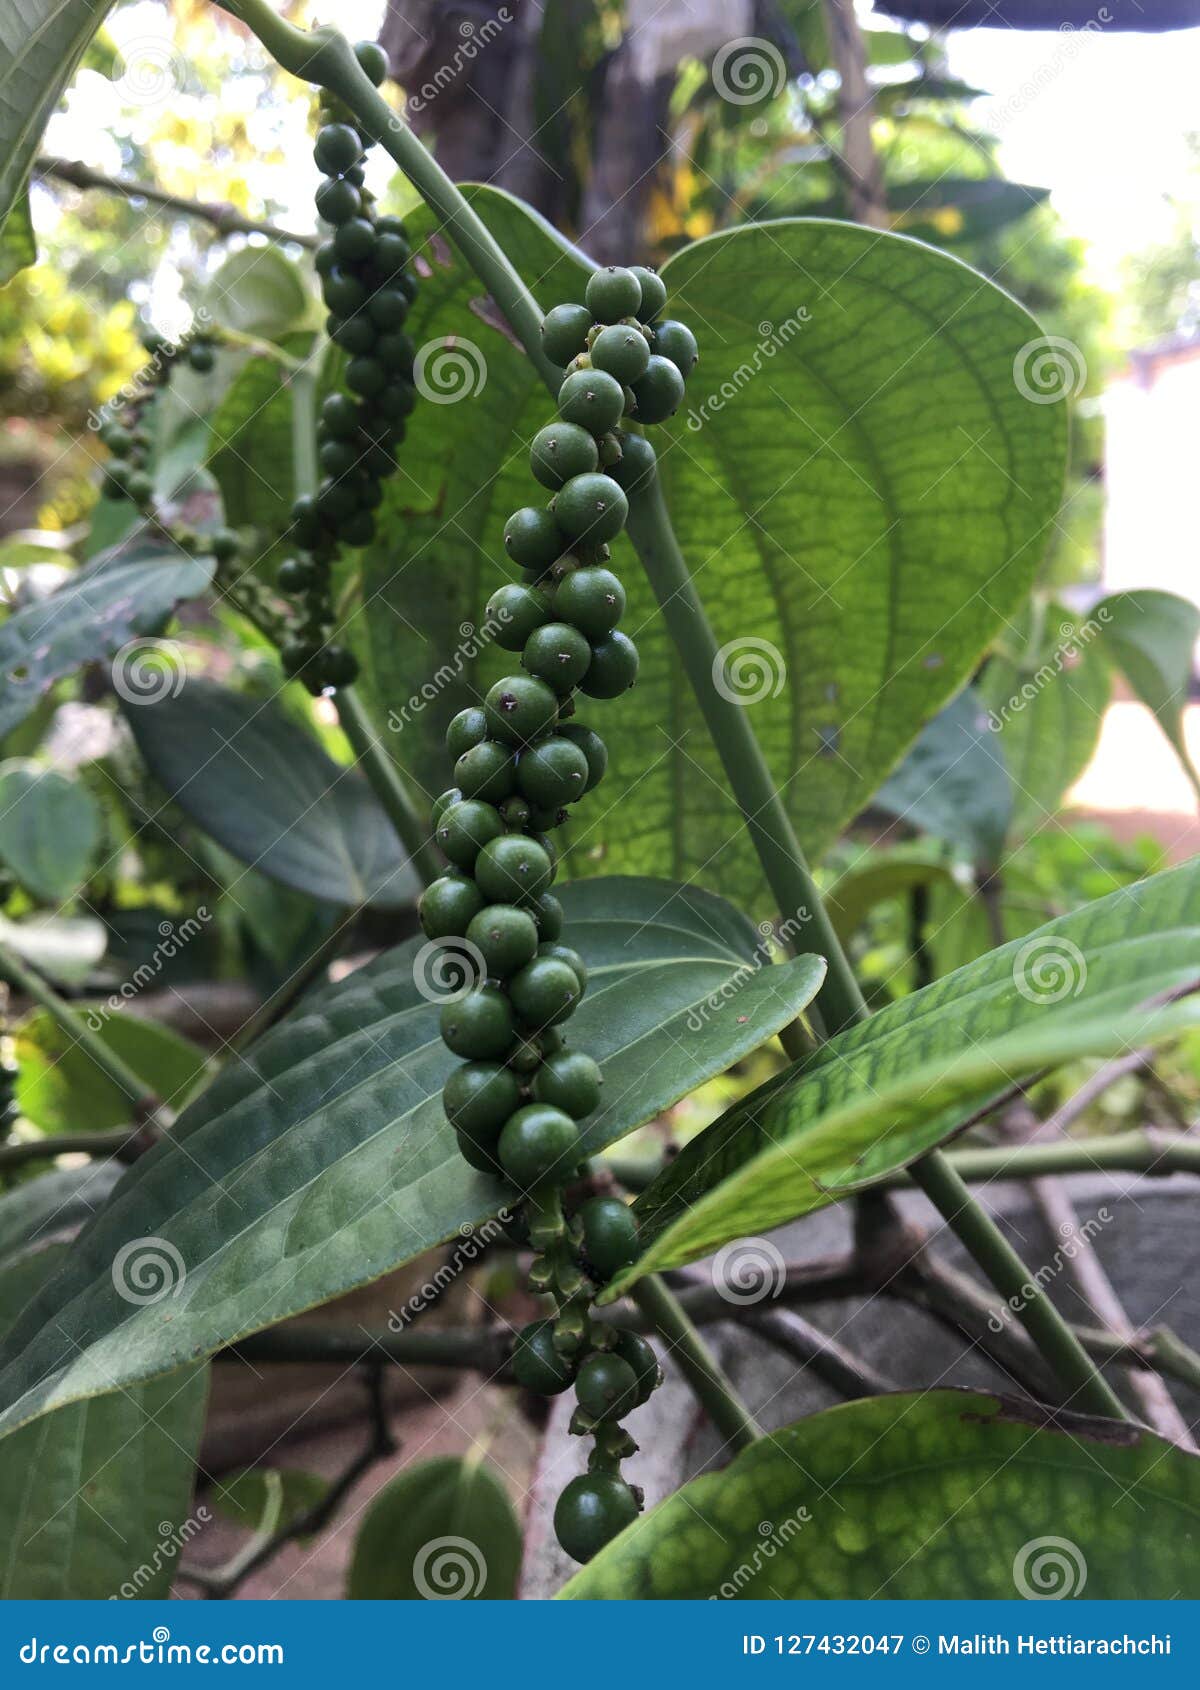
1013, 1535, 1088, 1599
412, 1535, 488, 1599
110, 1510, 211, 1600
113, 37, 186, 110
985, 608, 1111, 733
710, 1508, 812, 1598
1013, 935, 1088, 1005
711, 38, 787, 106
686, 310, 810, 430
388, 613, 510, 731
712, 637, 787, 706
388, 1214, 511, 1331
111, 1237, 186, 1305
686, 909, 810, 1032
85, 910, 211, 1032
111, 639, 187, 706
712, 1237, 786, 1306
407, 10, 513, 113
412, 937, 487, 1004
413, 337, 488, 404
1013, 335, 1087, 404
989, 1210, 1111, 1331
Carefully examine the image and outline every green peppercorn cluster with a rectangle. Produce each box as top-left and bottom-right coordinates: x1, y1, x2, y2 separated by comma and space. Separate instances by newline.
279, 41, 417, 695
98, 326, 223, 515
417, 263, 697, 1564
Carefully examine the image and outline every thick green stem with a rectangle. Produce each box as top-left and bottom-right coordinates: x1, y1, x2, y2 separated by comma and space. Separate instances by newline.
631, 1274, 761, 1452
336, 691, 441, 888
219, 0, 1127, 1421
908, 1153, 1125, 1419
0, 945, 162, 1120
0, 1128, 142, 1170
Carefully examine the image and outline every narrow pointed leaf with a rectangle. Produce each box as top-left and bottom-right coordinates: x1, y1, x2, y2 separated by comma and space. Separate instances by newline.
615, 859, 1200, 1287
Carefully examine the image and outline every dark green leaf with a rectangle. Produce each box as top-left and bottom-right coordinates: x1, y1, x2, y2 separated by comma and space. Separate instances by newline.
0, 1250, 207, 1600
979, 601, 1111, 835
0, 535, 212, 739
15, 1007, 209, 1132
617, 859, 1200, 1285
1099, 589, 1200, 800
871, 688, 1012, 866
560, 1391, 1200, 1598
0, 1, 115, 241
348, 1456, 521, 1599
121, 678, 418, 909
0, 878, 823, 1437
0, 761, 100, 902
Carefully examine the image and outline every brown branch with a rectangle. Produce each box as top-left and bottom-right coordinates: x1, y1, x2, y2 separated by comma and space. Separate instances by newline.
34, 156, 317, 248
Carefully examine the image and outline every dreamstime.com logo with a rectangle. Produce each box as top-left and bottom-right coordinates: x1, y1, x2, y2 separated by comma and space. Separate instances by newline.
712, 637, 786, 706
710, 1509, 812, 1598
1013, 935, 1087, 1004
711, 37, 787, 105
1014, 335, 1087, 404
111, 639, 187, 706
1013, 1535, 1088, 1598
685, 908, 810, 1032
989, 1210, 1111, 1331
712, 1238, 786, 1306
388, 612, 510, 730
85, 909, 211, 1031
388, 1215, 511, 1330
18, 1627, 283, 1665
111, 1237, 186, 1305
412, 1535, 488, 1598
407, 10, 512, 113
413, 337, 488, 403
985, 607, 1111, 732
110, 1510, 211, 1600
686, 309, 810, 429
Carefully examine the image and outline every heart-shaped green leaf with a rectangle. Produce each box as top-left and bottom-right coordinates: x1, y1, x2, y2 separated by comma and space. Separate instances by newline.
0, 1, 114, 241
0, 535, 212, 740
559, 1391, 1200, 1599
122, 678, 418, 909
0, 878, 823, 1439
0, 1250, 206, 1600
870, 687, 1011, 867
979, 601, 1112, 836
348, 1456, 521, 1599
0, 762, 100, 902
356, 191, 1064, 902
1098, 589, 1200, 800
615, 858, 1200, 1286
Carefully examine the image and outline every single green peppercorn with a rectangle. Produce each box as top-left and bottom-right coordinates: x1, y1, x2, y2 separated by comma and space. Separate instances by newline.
553, 473, 629, 544
554, 1473, 639, 1564
440, 985, 515, 1061
353, 39, 389, 85
532, 1050, 601, 1119
589, 323, 651, 386
538, 941, 588, 993
522, 621, 593, 694
483, 674, 560, 747
430, 787, 462, 829
419, 872, 485, 938
487, 583, 551, 651
629, 265, 668, 322
334, 217, 376, 263
576, 1195, 639, 1280
553, 723, 608, 793
652, 318, 699, 378
612, 1329, 661, 1406
529, 421, 600, 490
553, 566, 625, 640
474, 834, 554, 903
512, 1320, 576, 1394
585, 267, 643, 324
465, 904, 539, 978
608, 430, 657, 493
504, 506, 564, 572
446, 706, 489, 759
581, 631, 639, 697
541, 302, 595, 366
508, 955, 580, 1027
346, 355, 386, 397
454, 739, 517, 804
443, 1061, 521, 1140
516, 736, 590, 809
575, 1351, 639, 1422
530, 891, 565, 941
631, 354, 685, 424
314, 121, 361, 173
315, 176, 362, 224
497, 1104, 579, 1187
557, 368, 627, 435
436, 798, 504, 869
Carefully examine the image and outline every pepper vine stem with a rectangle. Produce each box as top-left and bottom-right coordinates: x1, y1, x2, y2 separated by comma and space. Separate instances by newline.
0, 943, 166, 1127
216, 0, 1129, 1423
336, 690, 441, 888
630, 1275, 761, 1452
